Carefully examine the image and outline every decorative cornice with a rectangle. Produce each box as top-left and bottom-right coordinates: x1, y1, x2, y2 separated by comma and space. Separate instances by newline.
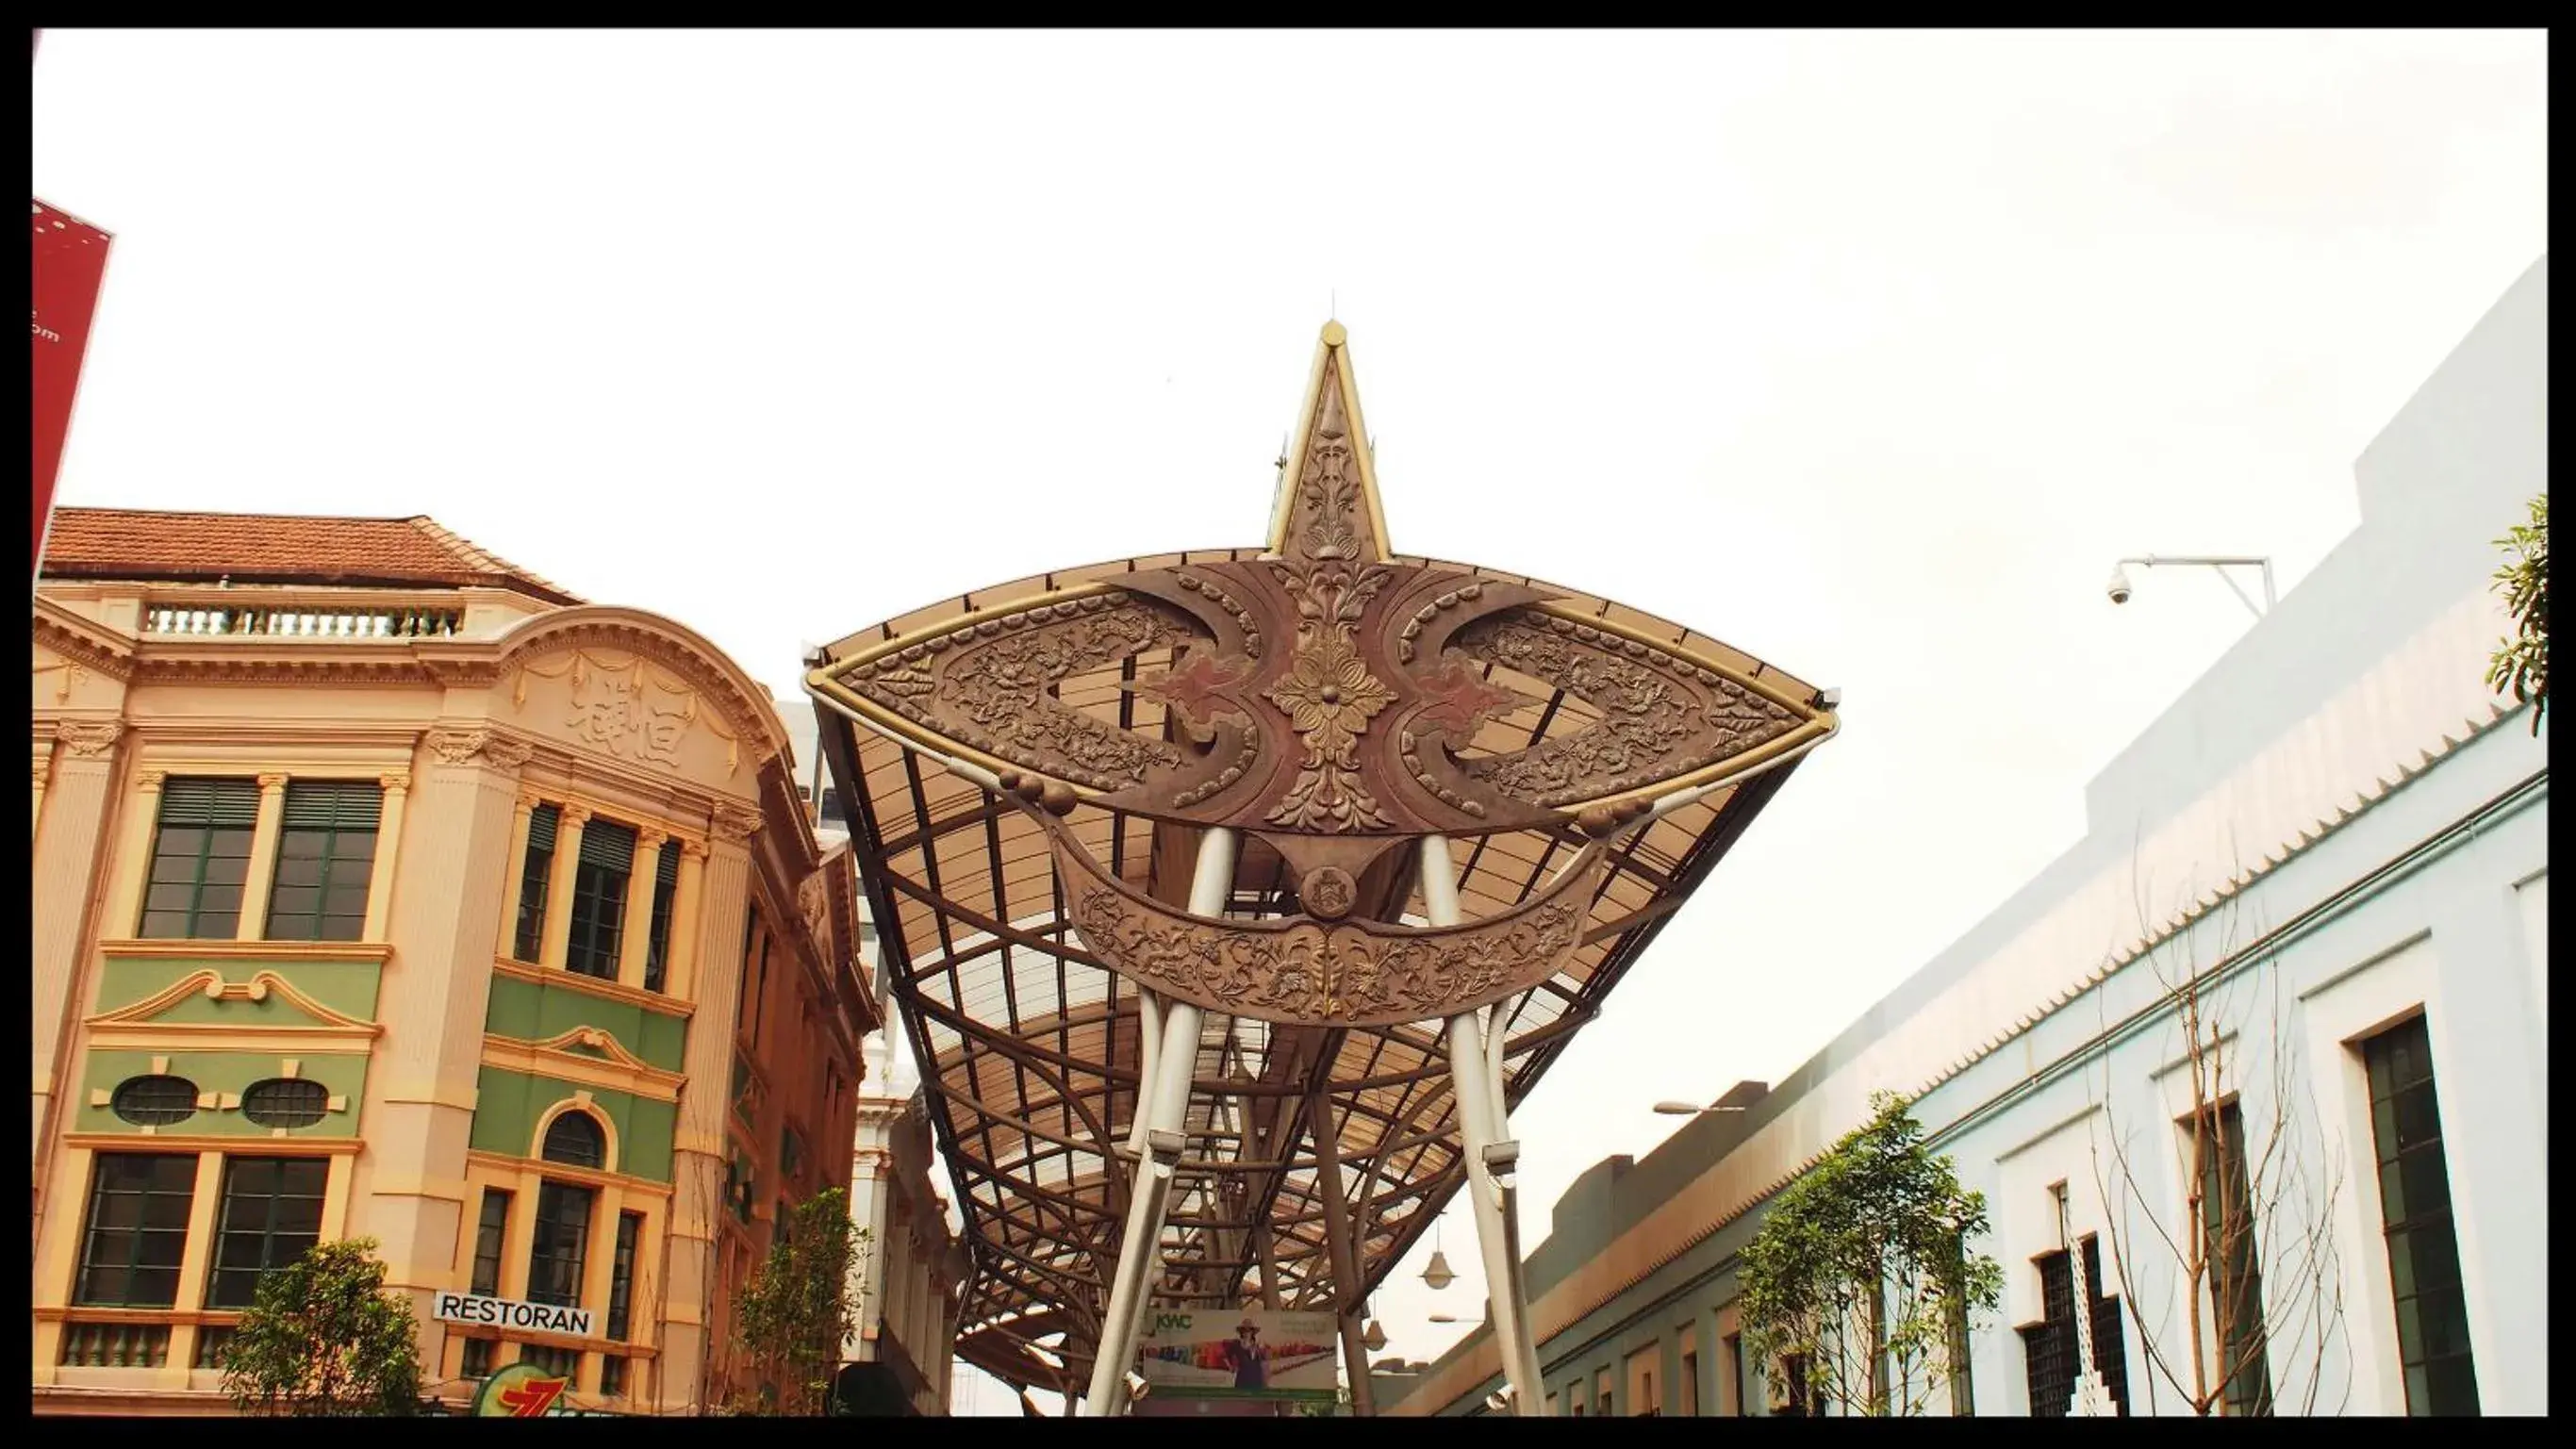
30, 600, 137, 679
83, 967, 382, 1041
488, 955, 697, 1021
711, 804, 763, 842
482, 1026, 686, 1101
96, 938, 390, 964
463, 1148, 677, 1202
54, 719, 125, 757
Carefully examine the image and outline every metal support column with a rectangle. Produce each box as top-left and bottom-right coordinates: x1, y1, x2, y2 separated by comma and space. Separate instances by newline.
1082, 826, 1239, 1416
1308, 1080, 1378, 1416
1424, 834, 1544, 1416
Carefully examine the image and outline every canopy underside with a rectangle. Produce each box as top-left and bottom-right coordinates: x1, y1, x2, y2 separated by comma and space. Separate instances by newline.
813, 549, 1818, 1392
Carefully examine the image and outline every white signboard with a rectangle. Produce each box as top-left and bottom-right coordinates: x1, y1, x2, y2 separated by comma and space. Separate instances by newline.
1136, 1308, 1340, 1401
434, 1290, 594, 1339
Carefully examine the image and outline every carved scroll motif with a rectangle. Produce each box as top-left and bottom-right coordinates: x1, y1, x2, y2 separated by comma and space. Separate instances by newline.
1041, 809, 1603, 1028
1452, 610, 1801, 809
846, 594, 1208, 793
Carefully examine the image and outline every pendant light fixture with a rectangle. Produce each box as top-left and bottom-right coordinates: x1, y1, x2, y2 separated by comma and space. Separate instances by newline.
1421, 1210, 1456, 1291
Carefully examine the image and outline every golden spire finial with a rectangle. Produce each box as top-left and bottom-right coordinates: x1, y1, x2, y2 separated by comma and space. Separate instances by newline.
1267, 321, 1390, 563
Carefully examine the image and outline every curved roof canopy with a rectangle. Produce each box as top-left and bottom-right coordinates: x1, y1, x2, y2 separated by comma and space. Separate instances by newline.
805, 324, 1836, 1391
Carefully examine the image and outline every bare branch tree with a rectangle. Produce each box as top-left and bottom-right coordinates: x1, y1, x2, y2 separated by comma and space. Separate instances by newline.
2085, 861, 2353, 1416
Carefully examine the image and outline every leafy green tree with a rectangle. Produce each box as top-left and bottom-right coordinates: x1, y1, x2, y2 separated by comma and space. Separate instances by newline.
2487, 492, 2547, 733
1739, 1092, 2002, 1416
730, 1187, 867, 1416
218, 1237, 422, 1417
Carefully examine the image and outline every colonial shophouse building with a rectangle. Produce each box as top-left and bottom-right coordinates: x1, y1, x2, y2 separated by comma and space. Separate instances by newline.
30, 509, 880, 1415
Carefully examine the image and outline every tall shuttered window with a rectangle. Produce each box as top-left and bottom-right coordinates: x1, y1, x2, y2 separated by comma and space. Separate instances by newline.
265, 781, 381, 942
470, 1189, 512, 1296
605, 1211, 643, 1341
642, 839, 681, 994
566, 818, 636, 980
205, 1157, 328, 1309
2196, 1102, 2274, 1416
514, 803, 559, 962
2363, 1016, 2481, 1416
527, 1181, 595, 1309
75, 1154, 198, 1308
139, 778, 260, 939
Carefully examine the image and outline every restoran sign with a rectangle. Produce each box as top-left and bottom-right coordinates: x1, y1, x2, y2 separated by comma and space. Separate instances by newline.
435, 1290, 594, 1339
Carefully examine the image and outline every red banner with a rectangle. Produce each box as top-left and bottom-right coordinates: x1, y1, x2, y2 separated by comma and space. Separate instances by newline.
33, 199, 113, 579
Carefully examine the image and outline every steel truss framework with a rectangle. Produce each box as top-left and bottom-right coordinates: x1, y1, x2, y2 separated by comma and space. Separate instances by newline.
805, 324, 1836, 1413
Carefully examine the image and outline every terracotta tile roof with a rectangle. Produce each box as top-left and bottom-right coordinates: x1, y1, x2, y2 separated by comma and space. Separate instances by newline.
39, 507, 585, 605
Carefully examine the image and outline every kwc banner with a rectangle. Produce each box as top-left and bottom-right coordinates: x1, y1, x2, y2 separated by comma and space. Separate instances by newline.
1136, 1308, 1341, 1401
33, 199, 111, 579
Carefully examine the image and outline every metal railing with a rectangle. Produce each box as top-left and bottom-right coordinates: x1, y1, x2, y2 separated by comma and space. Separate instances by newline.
143, 602, 465, 639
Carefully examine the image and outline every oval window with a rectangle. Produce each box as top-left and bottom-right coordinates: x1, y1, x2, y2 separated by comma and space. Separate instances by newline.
110, 1075, 200, 1127
240, 1078, 329, 1128
542, 1110, 605, 1169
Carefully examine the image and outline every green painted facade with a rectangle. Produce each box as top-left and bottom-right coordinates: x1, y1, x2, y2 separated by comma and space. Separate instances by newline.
471, 1066, 677, 1184
75, 1048, 368, 1139
95, 952, 384, 1024
483, 973, 688, 1072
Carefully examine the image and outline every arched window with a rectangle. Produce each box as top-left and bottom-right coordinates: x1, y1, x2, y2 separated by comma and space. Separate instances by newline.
240, 1078, 330, 1128
542, 1110, 605, 1169
110, 1075, 200, 1127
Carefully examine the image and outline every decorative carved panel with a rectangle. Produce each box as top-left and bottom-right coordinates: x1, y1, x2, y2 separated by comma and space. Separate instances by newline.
1035, 808, 1605, 1028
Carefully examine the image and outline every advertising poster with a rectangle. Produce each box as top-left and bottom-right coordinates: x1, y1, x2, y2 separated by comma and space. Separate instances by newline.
1135, 1308, 1340, 1401
32, 199, 111, 578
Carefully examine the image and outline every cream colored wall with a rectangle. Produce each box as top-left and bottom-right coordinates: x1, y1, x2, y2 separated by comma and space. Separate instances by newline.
30, 580, 858, 1416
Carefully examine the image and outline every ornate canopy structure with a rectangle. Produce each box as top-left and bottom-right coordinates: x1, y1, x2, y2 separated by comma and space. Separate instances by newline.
804, 323, 1838, 1414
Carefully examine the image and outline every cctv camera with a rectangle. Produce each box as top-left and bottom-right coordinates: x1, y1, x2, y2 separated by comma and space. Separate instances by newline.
2105, 565, 2134, 605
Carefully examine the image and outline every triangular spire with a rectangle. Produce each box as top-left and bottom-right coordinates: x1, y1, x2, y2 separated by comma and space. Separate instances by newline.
1266, 321, 1394, 566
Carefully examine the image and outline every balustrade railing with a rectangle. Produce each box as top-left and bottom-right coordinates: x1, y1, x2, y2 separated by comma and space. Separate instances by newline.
143, 602, 464, 639
58, 1320, 172, 1368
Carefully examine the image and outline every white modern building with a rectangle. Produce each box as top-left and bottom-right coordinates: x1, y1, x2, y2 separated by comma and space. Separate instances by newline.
1390, 255, 2548, 1418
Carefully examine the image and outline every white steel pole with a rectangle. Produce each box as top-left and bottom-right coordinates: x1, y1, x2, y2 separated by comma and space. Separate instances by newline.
1424, 834, 1543, 1416
1082, 826, 1238, 1416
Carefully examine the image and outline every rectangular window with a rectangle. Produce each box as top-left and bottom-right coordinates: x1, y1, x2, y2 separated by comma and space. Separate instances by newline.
749, 925, 772, 1046
461, 1337, 495, 1379
205, 1157, 329, 1309
642, 840, 682, 994
1681, 1351, 1699, 1416
1775, 1353, 1808, 1417
138, 778, 260, 939
1595, 1367, 1613, 1416
2196, 1102, 2274, 1416
605, 1211, 643, 1342
471, 1189, 513, 1297
75, 1153, 198, 1307
2023, 1240, 2131, 1417
2082, 1238, 2132, 1416
514, 803, 559, 962
1723, 1332, 1744, 1416
600, 1355, 628, 1398
781, 1126, 805, 1183
565, 818, 636, 980
265, 781, 381, 942
2363, 1015, 2481, 1416
521, 1342, 580, 1380
527, 1180, 597, 1308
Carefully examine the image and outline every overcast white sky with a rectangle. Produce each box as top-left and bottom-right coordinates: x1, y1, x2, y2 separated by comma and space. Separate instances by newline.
36, 29, 2547, 1412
